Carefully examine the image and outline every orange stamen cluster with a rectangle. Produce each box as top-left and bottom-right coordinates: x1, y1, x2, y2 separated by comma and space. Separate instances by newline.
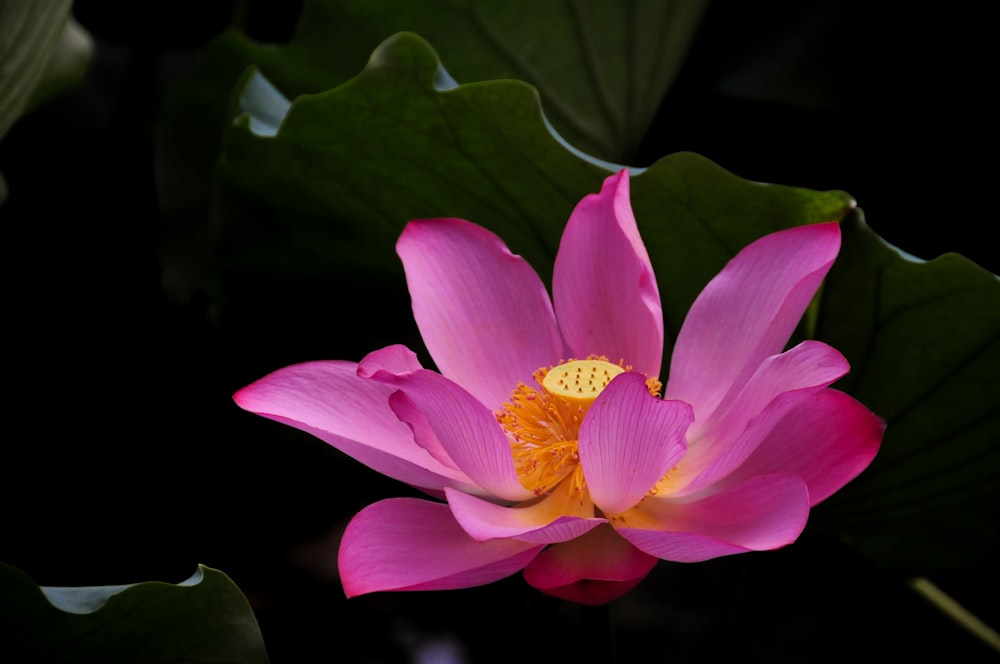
496, 356, 661, 497
497, 367, 585, 496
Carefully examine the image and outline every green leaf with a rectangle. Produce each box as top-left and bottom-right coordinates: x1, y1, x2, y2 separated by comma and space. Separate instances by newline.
0, 562, 270, 664
155, 0, 708, 298
307, 0, 709, 162
217, 37, 607, 288
204, 0, 708, 163
215, 33, 854, 342
810, 211, 1000, 573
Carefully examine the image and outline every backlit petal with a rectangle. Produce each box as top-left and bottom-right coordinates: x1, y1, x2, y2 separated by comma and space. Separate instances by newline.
397, 218, 564, 409
233, 361, 474, 494
553, 170, 663, 376
579, 373, 692, 515
665, 222, 841, 424
339, 498, 543, 597
726, 389, 885, 505
445, 486, 604, 544
522, 524, 658, 605
616, 474, 810, 562
369, 366, 535, 502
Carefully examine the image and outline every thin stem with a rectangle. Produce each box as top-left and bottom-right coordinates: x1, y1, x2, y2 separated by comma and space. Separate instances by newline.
909, 576, 1000, 654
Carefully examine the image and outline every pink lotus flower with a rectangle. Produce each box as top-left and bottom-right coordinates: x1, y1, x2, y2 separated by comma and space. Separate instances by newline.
234, 170, 884, 605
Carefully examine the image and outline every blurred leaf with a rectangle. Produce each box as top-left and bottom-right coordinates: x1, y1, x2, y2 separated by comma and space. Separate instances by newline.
0, 0, 71, 138
811, 212, 1000, 573
25, 16, 94, 112
0, 562, 269, 664
0, 0, 92, 206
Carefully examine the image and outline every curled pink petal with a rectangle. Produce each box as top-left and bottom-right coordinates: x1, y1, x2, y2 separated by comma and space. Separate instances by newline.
678, 340, 850, 491
369, 366, 534, 502
233, 361, 474, 494
444, 486, 604, 544
616, 474, 810, 562
397, 218, 565, 409
729, 389, 885, 505
357, 343, 423, 378
339, 498, 543, 596
666, 222, 841, 425
554, 170, 663, 376
388, 390, 460, 472
522, 525, 658, 605
578, 373, 692, 515
688, 339, 849, 444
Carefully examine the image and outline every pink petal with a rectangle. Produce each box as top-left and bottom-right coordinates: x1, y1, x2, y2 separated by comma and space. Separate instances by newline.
616, 474, 810, 562
444, 485, 604, 544
578, 373, 693, 515
358, 345, 464, 472
665, 222, 841, 425
553, 170, 663, 376
233, 361, 475, 494
727, 389, 884, 505
522, 524, 658, 605
368, 365, 535, 502
356, 343, 423, 377
678, 340, 850, 491
397, 218, 565, 410
339, 498, 543, 596
387, 390, 460, 472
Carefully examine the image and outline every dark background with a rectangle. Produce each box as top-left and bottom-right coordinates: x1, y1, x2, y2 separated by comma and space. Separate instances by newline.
1, 1, 996, 662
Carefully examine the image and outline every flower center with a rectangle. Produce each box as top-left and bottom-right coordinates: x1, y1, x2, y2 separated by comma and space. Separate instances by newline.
540, 359, 625, 405
496, 357, 660, 497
